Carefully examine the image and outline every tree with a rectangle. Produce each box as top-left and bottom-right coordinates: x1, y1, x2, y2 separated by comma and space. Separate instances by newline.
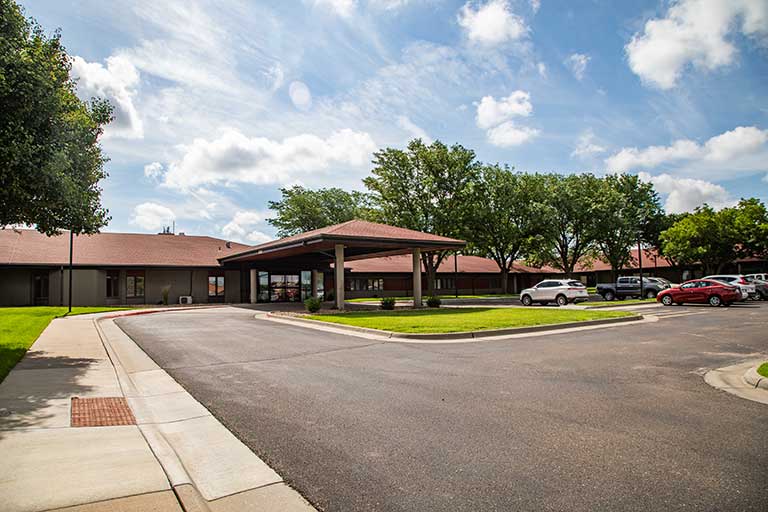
527, 173, 603, 276
660, 199, 768, 274
267, 185, 375, 237
592, 174, 662, 281
464, 167, 548, 292
1, 0, 112, 235
642, 211, 688, 266
364, 139, 481, 295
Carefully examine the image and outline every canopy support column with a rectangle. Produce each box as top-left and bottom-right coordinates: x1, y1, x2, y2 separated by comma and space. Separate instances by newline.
413, 248, 422, 307
335, 244, 345, 310
249, 269, 257, 303
311, 270, 319, 298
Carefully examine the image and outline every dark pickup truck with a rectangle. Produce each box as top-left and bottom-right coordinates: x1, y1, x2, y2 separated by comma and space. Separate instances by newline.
596, 276, 669, 300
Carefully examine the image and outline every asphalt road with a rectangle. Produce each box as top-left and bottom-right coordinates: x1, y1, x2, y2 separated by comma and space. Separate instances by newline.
116, 303, 768, 512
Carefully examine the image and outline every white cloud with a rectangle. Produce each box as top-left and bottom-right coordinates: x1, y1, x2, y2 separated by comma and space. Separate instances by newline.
537, 62, 547, 77
571, 130, 606, 158
564, 53, 590, 80
163, 128, 377, 190
458, 0, 529, 46
369, 0, 411, 9
486, 122, 540, 147
605, 126, 768, 174
476, 91, 532, 129
222, 211, 272, 244
131, 202, 176, 231
626, 0, 768, 89
288, 81, 312, 110
639, 172, 734, 213
71, 55, 143, 139
143, 162, 165, 180
530, 0, 541, 13
763, 173, 768, 183
397, 115, 433, 143
313, 0, 357, 17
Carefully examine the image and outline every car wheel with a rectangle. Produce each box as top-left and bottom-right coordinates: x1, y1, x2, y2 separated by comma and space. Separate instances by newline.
556, 294, 568, 306
708, 295, 722, 307
604, 291, 615, 301
521, 295, 532, 306
661, 295, 673, 306
645, 290, 656, 299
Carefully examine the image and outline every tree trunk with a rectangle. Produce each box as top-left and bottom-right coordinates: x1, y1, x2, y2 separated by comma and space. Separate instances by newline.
426, 262, 435, 296
501, 270, 508, 294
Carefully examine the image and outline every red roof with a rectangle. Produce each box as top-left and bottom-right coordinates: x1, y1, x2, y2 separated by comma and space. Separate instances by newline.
0, 229, 250, 267
343, 254, 545, 274
223, 219, 465, 260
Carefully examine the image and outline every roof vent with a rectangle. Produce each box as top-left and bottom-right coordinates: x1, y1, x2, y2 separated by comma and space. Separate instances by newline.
178, 232, 185, 236
225, 241, 232, 248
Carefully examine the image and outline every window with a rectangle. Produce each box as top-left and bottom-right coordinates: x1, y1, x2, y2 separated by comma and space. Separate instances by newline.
126, 271, 145, 298
348, 278, 384, 291
208, 273, 225, 297
435, 278, 455, 290
567, 281, 585, 288
106, 270, 120, 298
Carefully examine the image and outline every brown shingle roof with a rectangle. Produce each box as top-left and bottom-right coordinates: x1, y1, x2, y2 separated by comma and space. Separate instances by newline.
343, 254, 546, 274
0, 229, 250, 267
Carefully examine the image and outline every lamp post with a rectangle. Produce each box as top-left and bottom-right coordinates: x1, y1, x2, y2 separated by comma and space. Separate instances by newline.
68, 229, 73, 314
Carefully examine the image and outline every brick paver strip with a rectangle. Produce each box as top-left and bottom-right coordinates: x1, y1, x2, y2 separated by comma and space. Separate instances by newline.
71, 397, 136, 427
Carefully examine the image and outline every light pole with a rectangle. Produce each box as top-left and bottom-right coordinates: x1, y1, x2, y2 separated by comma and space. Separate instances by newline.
68, 230, 73, 314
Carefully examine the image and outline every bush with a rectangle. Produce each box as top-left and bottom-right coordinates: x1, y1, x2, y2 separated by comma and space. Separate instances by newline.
161, 285, 171, 306
304, 297, 322, 313
380, 297, 396, 310
426, 295, 441, 308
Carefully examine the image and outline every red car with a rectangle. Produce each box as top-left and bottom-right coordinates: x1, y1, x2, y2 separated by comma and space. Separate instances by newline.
656, 279, 741, 307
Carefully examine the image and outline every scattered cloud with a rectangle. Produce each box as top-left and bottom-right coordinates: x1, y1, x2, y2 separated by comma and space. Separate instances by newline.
605, 126, 768, 177
71, 55, 143, 139
571, 129, 606, 158
222, 211, 272, 244
639, 172, 734, 213
476, 90, 532, 129
369, 0, 412, 10
626, 0, 768, 89
457, 0, 529, 46
143, 162, 165, 180
530, 0, 541, 14
486, 122, 540, 147
396, 115, 432, 143
312, 0, 357, 17
537, 62, 547, 78
288, 81, 313, 110
131, 202, 176, 231
564, 53, 590, 80
163, 128, 376, 190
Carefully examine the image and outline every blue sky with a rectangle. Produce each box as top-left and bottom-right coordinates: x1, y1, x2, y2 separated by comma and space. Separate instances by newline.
20, 0, 768, 243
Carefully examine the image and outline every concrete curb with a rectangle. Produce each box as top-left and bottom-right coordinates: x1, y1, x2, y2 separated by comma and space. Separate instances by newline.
93, 308, 316, 512
704, 360, 768, 406
744, 365, 768, 390
266, 311, 643, 341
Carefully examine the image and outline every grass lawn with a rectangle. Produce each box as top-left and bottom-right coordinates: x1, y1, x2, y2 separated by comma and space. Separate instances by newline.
0, 306, 132, 383
585, 298, 658, 308
345, 294, 519, 303
307, 307, 633, 334
758, 362, 768, 378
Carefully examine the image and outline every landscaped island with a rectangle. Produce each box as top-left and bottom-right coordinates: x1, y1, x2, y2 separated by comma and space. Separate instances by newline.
307, 307, 634, 334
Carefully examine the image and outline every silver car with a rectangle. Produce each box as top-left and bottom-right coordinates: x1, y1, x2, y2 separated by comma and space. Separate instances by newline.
520, 279, 589, 306
702, 275, 757, 300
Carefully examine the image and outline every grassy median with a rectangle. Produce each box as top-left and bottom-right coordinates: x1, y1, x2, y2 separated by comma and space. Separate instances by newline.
585, 298, 657, 308
307, 307, 634, 334
0, 306, 132, 383
758, 362, 768, 378
345, 294, 520, 303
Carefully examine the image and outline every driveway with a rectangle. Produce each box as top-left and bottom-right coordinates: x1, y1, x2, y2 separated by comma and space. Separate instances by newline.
116, 303, 768, 511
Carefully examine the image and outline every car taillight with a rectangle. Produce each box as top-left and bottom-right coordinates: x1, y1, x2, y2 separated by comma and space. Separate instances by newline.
738, 278, 748, 284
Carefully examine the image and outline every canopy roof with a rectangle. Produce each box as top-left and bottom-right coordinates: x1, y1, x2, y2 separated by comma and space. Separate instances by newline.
219, 220, 466, 265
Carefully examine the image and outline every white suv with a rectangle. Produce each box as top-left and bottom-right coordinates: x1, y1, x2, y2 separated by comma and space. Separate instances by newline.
702, 275, 756, 300
520, 280, 589, 306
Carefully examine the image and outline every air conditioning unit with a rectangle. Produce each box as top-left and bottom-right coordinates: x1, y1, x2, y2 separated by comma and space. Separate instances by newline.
179, 296, 193, 305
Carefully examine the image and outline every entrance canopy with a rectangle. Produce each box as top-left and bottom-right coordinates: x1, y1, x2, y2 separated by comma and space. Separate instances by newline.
218, 220, 465, 308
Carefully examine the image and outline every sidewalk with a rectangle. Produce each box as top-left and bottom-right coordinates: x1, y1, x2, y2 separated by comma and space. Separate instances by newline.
0, 311, 314, 512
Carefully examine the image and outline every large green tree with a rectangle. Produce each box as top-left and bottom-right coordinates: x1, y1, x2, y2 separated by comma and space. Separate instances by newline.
364, 139, 481, 294
592, 174, 662, 280
527, 173, 603, 276
267, 185, 374, 237
660, 199, 768, 274
464, 167, 548, 292
1, 0, 112, 235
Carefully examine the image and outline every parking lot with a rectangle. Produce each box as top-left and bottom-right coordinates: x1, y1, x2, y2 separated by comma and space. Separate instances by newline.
116, 302, 768, 511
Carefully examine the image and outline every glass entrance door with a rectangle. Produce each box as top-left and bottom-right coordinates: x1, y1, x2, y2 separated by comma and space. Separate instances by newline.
269, 274, 301, 302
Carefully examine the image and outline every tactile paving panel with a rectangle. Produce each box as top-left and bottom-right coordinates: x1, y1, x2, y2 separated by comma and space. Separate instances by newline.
71, 397, 136, 427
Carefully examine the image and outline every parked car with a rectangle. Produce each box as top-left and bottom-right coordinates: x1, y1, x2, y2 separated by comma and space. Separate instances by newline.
744, 276, 768, 300
649, 276, 679, 288
702, 275, 757, 300
657, 279, 741, 307
520, 279, 589, 306
746, 273, 767, 282
596, 276, 669, 301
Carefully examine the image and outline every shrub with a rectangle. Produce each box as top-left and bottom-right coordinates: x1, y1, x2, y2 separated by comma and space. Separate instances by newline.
161, 285, 171, 306
380, 297, 396, 310
426, 295, 441, 308
304, 297, 322, 313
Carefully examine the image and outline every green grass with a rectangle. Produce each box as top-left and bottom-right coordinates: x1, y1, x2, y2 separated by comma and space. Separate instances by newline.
307, 307, 633, 334
345, 294, 519, 303
0, 306, 132, 383
585, 298, 658, 308
758, 362, 768, 378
